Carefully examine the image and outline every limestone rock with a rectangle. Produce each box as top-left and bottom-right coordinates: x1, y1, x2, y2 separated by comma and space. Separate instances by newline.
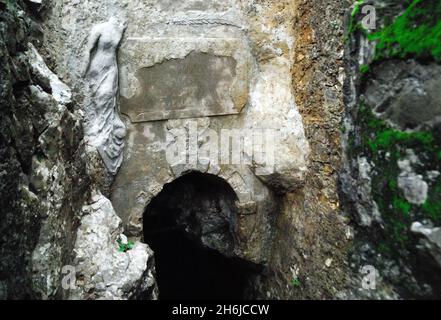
397, 157, 428, 205
411, 222, 441, 268
70, 194, 157, 300
354, 157, 382, 227
26, 43, 71, 106
0, 3, 90, 299
364, 60, 441, 130
0, 0, 351, 300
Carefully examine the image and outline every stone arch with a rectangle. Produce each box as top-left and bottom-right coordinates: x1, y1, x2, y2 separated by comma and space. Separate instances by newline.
116, 159, 279, 266
142, 171, 262, 299
123, 165, 261, 234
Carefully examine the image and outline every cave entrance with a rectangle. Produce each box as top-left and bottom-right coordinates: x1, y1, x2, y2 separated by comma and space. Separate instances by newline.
143, 172, 260, 300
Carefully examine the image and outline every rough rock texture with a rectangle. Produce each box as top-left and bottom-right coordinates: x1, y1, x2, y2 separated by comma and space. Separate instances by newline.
364, 60, 441, 130
397, 155, 428, 206
411, 222, 441, 268
0, 1, 90, 299
36, 0, 354, 300
342, 0, 441, 299
7, 0, 441, 301
40, 0, 309, 295
259, 0, 351, 299
0, 1, 156, 300
70, 193, 157, 300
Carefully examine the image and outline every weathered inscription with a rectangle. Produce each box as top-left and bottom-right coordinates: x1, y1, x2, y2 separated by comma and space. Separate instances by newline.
121, 52, 240, 122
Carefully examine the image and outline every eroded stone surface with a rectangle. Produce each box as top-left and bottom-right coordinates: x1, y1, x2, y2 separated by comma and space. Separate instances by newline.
0, 5, 90, 298
0, 0, 356, 301
70, 193, 157, 300
411, 222, 441, 268
397, 158, 428, 206
83, 17, 127, 175
40, 0, 326, 300
364, 60, 441, 130
121, 52, 242, 122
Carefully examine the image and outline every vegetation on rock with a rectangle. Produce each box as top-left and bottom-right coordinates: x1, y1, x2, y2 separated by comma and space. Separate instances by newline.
117, 238, 135, 253
353, 103, 441, 254
369, 0, 441, 62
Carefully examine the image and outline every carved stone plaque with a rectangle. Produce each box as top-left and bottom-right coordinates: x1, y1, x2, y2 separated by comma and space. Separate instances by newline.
120, 52, 243, 122
118, 23, 253, 123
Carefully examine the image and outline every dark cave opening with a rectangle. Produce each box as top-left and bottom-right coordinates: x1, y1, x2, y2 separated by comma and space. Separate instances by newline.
143, 172, 260, 300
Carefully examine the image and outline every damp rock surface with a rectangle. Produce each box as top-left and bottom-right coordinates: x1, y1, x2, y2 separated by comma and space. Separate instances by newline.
342, 0, 441, 299
0, 1, 90, 299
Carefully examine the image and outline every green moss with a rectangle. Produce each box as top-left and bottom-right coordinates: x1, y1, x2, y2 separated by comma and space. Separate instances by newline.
422, 183, 441, 221
353, 103, 441, 255
369, 0, 441, 62
393, 196, 411, 216
291, 278, 301, 288
351, 0, 364, 17
368, 129, 434, 153
360, 107, 435, 154
360, 64, 370, 74
117, 238, 135, 252
388, 179, 398, 191
347, 0, 368, 40
422, 200, 441, 220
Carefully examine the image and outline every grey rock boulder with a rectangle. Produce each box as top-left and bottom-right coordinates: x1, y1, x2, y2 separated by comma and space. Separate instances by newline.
70, 193, 157, 300
411, 222, 441, 268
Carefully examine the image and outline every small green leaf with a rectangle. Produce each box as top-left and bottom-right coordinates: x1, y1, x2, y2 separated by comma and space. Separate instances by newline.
291, 278, 301, 287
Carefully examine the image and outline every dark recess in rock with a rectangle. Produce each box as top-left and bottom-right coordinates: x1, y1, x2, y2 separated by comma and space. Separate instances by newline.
143, 172, 262, 300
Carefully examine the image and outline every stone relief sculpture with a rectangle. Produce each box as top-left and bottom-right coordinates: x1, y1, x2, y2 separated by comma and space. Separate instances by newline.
83, 17, 127, 175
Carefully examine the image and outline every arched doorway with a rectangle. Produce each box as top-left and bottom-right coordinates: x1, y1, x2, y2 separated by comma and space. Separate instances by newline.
143, 172, 261, 300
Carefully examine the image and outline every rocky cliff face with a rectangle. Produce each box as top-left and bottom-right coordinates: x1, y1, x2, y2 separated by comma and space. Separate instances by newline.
1, 0, 440, 300
0, 0, 156, 300
342, 0, 441, 299
0, 0, 90, 298
257, 0, 350, 299
0, 0, 348, 300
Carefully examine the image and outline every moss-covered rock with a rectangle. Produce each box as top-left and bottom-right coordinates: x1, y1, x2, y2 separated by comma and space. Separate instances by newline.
343, 0, 441, 298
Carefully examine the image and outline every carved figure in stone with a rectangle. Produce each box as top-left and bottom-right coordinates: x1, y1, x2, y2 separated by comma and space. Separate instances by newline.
83, 17, 127, 175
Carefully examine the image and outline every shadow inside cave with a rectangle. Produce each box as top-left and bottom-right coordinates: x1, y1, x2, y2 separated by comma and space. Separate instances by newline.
143, 172, 261, 300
